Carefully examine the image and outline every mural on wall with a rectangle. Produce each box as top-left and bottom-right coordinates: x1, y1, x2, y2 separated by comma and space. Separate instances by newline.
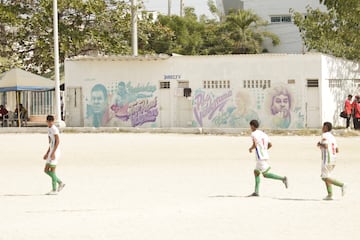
192, 84, 304, 129
225, 90, 260, 127
110, 81, 158, 127
265, 84, 304, 129
268, 85, 292, 128
86, 82, 158, 127
192, 89, 233, 127
86, 84, 111, 128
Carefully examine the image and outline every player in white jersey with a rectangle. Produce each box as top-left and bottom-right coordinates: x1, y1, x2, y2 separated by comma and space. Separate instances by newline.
317, 122, 346, 200
247, 120, 288, 197
43, 115, 65, 195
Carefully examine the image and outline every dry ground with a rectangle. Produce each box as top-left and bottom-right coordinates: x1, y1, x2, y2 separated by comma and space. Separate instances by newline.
0, 133, 359, 240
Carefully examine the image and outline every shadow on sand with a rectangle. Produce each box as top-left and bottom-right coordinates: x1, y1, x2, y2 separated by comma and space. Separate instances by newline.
272, 197, 322, 202
209, 195, 322, 201
208, 195, 247, 198
0, 193, 47, 197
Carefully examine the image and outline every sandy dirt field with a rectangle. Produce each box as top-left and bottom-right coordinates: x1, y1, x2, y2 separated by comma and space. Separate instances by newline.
0, 132, 359, 240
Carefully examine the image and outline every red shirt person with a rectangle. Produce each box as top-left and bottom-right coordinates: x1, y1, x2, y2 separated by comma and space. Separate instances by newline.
344, 95, 352, 128
0, 105, 8, 117
353, 96, 360, 129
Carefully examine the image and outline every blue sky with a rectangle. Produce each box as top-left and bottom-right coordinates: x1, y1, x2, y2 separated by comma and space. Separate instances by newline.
142, 0, 213, 17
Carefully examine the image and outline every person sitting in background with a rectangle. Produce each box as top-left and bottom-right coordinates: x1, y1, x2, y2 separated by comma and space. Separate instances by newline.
14, 104, 28, 119
0, 105, 8, 118
0, 105, 9, 127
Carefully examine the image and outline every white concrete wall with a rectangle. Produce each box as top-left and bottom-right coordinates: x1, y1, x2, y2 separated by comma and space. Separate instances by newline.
65, 58, 169, 128
66, 53, 338, 129
321, 56, 360, 127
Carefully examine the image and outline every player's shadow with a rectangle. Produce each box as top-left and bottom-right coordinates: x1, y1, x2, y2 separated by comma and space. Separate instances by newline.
209, 195, 321, 201
271, 197, 321, 202
208, 195, 247, 198
0, 193, 46, 197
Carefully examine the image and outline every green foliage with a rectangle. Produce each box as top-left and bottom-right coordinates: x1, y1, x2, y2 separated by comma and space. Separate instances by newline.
157, 8, 279, 55
223, 10, 279, 54
292, 0, 360, 61
0, 1, 280, 74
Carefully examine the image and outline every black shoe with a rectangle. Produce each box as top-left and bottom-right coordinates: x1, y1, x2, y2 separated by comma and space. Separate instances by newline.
283, 177, 288, 189
247, 192, 259, 197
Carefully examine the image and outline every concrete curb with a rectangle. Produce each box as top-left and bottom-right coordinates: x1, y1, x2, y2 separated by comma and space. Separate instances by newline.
0, 126, 359, 136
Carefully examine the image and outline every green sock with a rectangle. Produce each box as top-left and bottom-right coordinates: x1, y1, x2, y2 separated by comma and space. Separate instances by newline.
328, 178, 344, 187
255, 175, 260, 193
263, 172, 284, 181
48, 171, 59, 191
326, 182, 332, 195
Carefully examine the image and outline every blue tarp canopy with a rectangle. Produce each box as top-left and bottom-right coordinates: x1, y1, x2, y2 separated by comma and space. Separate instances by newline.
0, 68, 54, 92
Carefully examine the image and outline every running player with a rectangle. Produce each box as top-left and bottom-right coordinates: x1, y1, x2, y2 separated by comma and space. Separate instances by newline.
43, 115, 65, 195
317, 122, 346, 200
248, 119, 288, 197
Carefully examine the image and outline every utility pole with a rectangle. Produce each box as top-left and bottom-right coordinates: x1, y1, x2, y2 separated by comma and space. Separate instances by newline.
168, 0, 171, 16
180, 0, 184, 17
52, 0, 63, 127
131, 0, 138, 56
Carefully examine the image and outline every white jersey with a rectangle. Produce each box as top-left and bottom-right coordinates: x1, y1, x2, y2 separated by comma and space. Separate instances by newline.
48, 124, 60, 158
320, 131, 337, 165
251, 129, 270, 160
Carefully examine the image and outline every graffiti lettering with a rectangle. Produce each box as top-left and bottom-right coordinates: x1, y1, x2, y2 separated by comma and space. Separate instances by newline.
129, 97, 158, 127
127, 82, 156, 94
193, 91, 232, 127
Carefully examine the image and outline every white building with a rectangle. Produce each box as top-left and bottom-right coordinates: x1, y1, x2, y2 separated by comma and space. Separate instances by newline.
216, 0, 244, 15
65, 53, 360, 129
216, 0, 326, 54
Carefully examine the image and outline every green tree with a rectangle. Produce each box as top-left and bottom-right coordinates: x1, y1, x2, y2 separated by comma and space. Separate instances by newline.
0, 0, 33, 71
156, 7, 205, 55
18, 0, 134, 73
0, 1, 282, 73
292, 0, 360, 60
0, 0, 176, 73
222, 9, 280, 54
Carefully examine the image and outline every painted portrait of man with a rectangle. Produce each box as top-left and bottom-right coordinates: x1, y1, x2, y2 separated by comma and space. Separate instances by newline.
269, 85, 292, 128
87, 84, 109, 127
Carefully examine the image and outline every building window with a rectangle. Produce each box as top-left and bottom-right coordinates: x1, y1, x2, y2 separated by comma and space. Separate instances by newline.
178, 81, 189, 88
307, 79, 319, 87
203, 80, 231, 89
328, 79, 360, 88
243, 80, 271, 89
160, 81, 170, 89
288, 79, 296, 84
270, 15, 292, 23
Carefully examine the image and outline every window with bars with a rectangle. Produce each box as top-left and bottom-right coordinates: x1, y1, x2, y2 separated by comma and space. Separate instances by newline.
203, 80, 230, 89
328, 79, 360, 88
307, 79, 319, 87
243, 80, 271, 89
178, 81, 189, 88
270, 15, 292, 23
160, 81, 170, 89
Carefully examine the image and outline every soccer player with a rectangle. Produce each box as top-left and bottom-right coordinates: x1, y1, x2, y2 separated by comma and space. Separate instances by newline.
248, 119, 288, 197
317, 122, 346, 200
43, 115, 65, 195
